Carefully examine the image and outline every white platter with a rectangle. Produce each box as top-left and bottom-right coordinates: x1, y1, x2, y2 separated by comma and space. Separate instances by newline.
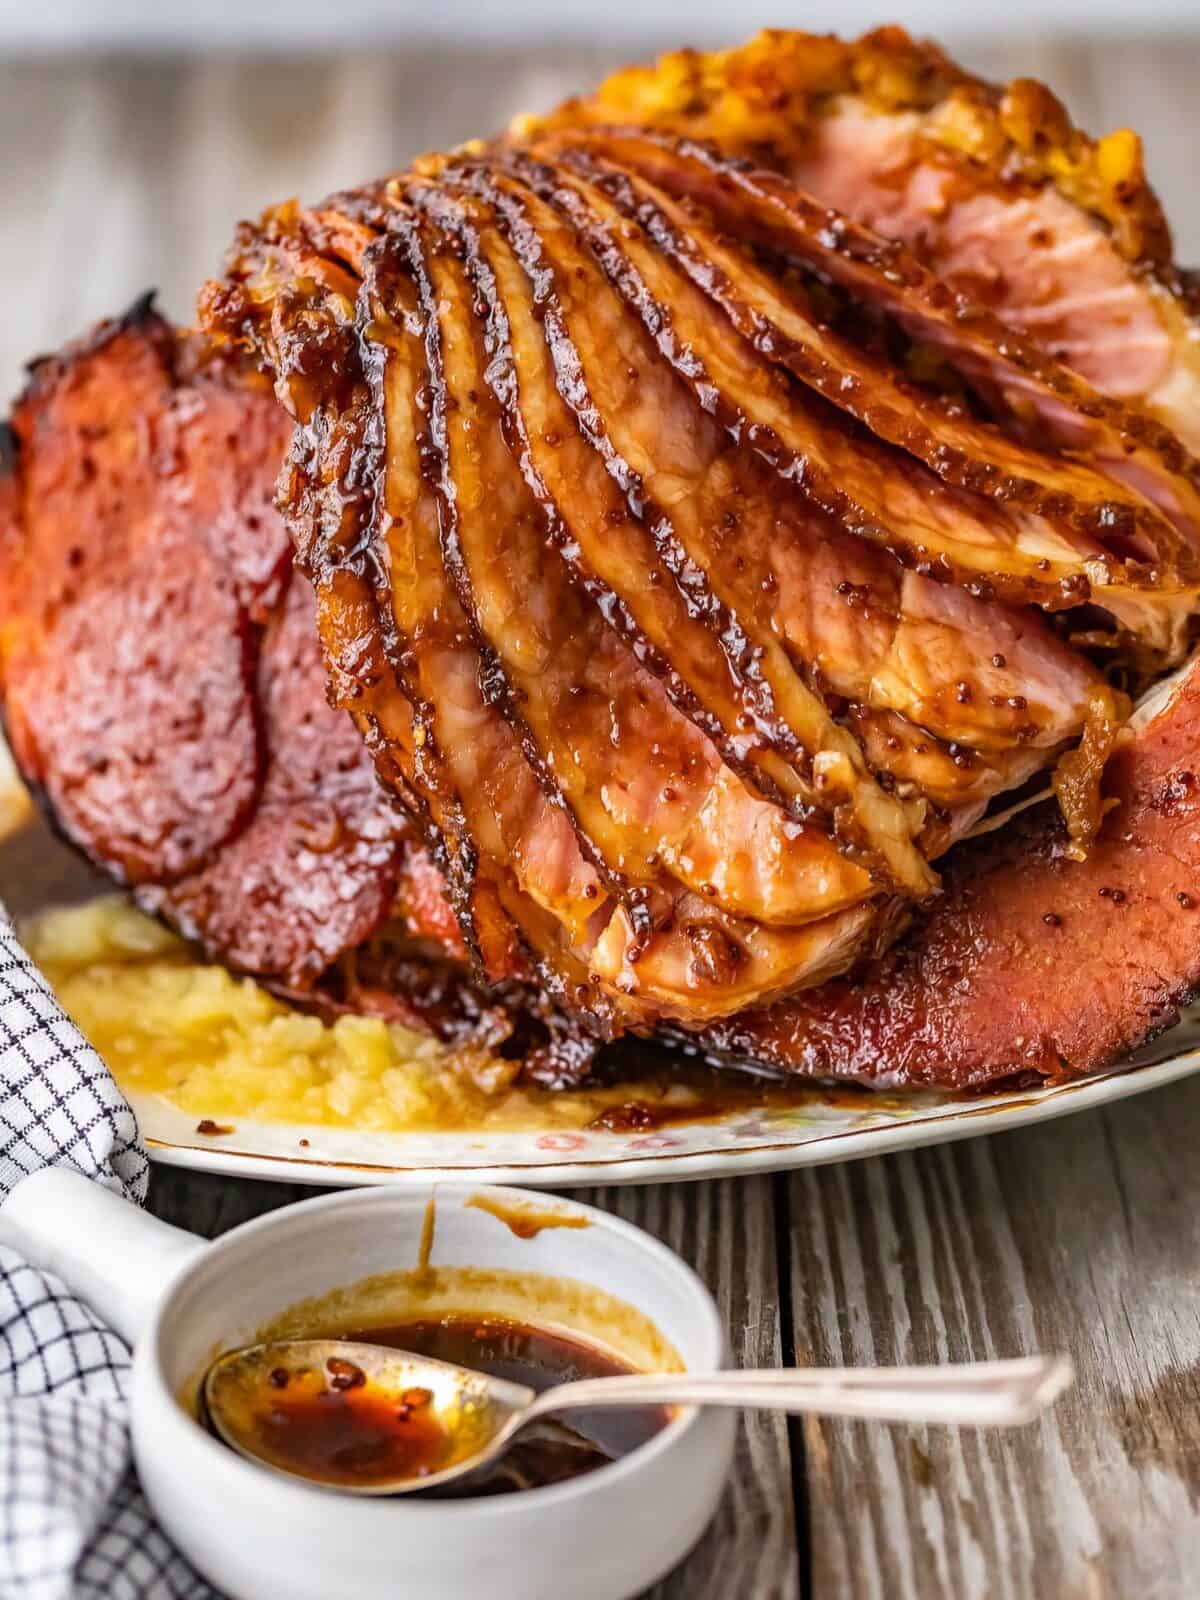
129, 1021, 1200, 1189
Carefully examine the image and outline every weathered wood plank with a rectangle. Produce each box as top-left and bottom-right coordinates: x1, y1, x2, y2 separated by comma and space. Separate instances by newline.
148, 1165, 313, 1236
786, 1076, 1200, 1600
583, 1180, 799, 1600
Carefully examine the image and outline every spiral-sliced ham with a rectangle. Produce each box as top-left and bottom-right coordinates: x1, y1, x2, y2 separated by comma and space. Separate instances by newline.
203, 69, 1196, 1026
0, 305, 481, 1024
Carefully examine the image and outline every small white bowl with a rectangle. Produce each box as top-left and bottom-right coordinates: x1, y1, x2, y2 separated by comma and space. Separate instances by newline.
0, 1170, 735, 1600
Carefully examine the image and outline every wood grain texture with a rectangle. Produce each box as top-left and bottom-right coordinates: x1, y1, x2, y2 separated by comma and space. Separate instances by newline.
787, 1079, 1200, 1600
582, 1180, 800, 1599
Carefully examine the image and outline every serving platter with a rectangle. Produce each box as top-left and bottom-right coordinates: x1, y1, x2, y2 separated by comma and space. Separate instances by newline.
5, 771, 1200, 1190
127, 1032, 1200, 1188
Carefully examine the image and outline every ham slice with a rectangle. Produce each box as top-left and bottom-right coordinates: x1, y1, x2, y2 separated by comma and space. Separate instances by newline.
0, 305, 269, 886
0, 305, 444, 1002
699, 656, 1200, 1089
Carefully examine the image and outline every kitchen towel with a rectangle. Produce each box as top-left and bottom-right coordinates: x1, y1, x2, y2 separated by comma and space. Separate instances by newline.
0, 905, 213, 1599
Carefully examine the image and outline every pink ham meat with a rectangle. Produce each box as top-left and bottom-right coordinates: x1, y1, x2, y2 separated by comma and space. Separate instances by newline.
788, 97, 1200, 452
535, 27, 1200, 451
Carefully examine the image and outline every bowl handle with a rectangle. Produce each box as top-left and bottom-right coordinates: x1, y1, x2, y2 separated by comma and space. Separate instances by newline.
0, 1167, 205, 1346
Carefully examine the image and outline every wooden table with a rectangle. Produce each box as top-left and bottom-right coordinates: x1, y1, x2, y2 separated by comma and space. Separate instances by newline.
5, 30, 1200, 1598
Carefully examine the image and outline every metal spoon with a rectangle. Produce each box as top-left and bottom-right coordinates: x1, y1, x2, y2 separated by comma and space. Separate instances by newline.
203, 1340, 1073, 1496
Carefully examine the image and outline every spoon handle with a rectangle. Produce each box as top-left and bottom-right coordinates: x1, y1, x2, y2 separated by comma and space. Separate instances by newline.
529, 1355, 1072, 1429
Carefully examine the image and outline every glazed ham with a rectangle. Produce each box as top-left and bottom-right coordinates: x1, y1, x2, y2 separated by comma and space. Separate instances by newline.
201, 54, 1200, 1032
6, 29, 1200, 1090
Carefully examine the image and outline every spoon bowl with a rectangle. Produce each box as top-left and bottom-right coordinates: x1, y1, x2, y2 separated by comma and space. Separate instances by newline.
204, 1339, 537, 1494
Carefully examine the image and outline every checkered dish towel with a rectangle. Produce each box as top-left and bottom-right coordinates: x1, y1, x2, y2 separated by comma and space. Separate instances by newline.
0, 907, 214, 1599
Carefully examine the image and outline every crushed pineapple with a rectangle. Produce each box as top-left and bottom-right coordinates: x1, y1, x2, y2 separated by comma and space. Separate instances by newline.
21, 897, 525, 1133
21, 897, 777, 1137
